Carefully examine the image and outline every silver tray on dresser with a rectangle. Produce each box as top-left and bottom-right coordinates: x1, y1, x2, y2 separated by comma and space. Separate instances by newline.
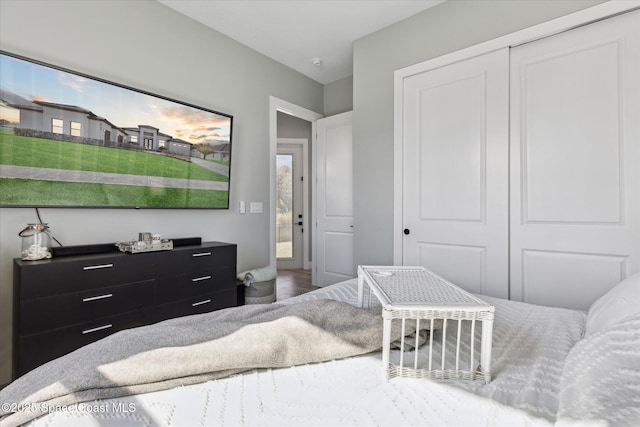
115, 240, 173, 254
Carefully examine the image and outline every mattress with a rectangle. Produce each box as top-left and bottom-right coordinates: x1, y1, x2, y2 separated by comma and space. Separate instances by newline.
17, 279, 589, 427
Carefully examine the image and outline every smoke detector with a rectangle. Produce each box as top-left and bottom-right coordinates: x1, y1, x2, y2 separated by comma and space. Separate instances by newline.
311, 58, 323, 67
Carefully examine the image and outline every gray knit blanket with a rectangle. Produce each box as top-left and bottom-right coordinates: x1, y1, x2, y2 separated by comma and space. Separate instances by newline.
0, 299, 428, 427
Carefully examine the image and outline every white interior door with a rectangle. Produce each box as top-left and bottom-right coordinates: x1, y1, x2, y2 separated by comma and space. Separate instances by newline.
314, 111, 354, 286
276, 142, 304, 270
510, 10, 640, 310
401, 49, 509, 298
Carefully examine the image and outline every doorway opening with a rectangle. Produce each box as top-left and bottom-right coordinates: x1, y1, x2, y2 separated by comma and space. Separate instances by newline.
269, 97, 322, 288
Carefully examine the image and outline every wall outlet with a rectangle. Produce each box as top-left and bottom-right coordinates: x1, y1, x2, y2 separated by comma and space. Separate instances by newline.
250, 202, 263, 214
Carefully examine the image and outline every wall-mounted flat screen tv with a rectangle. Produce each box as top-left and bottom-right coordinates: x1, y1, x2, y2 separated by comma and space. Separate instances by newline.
0, 51, 233, 209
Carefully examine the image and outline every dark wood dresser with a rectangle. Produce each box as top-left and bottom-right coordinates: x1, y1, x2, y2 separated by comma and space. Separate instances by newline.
12, 241, 237, 379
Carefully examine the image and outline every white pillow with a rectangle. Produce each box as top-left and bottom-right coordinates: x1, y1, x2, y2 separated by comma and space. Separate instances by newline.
585, 272, 640, 337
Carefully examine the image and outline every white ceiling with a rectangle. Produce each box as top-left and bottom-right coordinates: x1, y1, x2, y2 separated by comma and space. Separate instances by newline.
157, 0, 445, 84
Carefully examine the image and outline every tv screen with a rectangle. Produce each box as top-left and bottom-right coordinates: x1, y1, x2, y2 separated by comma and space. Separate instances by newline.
0, 51, 233, 209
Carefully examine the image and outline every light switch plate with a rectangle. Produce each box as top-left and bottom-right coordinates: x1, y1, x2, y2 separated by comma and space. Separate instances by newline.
250, 202, 263, 213
239, 200, 246, 214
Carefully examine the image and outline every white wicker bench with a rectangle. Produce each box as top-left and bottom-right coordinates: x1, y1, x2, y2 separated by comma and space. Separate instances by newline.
357, 265, 494, 383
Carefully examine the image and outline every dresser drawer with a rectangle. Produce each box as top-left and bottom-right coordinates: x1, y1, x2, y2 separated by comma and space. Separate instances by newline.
156, 268, 235, 304
19, 279, 156, 335
154, 289, 236, 321
17, 309, 153, 376
155, 244, 236, 275
16, 254, 154, 300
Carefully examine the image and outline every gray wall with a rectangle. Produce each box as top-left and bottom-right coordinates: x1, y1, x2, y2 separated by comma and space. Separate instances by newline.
277, 112, 313, 141
0, 0, 323, 384
324, 76, 353, 116
351, 0, 606, 267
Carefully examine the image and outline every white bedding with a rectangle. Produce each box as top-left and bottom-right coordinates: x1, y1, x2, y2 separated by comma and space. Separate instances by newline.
15, 278, 599, 427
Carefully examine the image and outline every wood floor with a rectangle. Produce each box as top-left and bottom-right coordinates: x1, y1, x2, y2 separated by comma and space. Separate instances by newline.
276, 269, 319, 301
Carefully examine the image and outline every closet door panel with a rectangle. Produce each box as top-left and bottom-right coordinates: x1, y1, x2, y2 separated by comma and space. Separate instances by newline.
521, 250, 627, 310
417, 74, 484, 221
523, 42, 620, 223
403, 48, 509, 298
510, 10, 640, 310
417, 243, 486, 295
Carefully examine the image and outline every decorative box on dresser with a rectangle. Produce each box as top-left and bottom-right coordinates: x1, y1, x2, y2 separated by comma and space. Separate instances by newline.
12, 241, 237, 379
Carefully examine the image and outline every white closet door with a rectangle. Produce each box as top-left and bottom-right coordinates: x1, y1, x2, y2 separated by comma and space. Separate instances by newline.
510, 10, 640, 310
402, 48, 509, 298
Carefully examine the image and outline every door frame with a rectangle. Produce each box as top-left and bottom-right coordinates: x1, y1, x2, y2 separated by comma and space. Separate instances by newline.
393, 1, 640, 265
269, 97, 322, 270
277, 138, 310, 269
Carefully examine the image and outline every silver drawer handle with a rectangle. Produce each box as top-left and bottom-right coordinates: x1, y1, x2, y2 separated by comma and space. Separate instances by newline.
192, 275, 212, 282
82, 293, 113, 302
83, 264, 114, 271
192, 252, 211, 257
192, 299, 212, 307
82, 324, 113, 334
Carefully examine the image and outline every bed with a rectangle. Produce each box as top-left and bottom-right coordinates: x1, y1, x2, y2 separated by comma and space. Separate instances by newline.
1, 272, 639, 427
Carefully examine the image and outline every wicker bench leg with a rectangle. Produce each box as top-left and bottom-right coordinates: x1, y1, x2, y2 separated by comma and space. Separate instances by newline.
480, 318, 494, 383
357, 268, 365, 307
381, 312, 392, 379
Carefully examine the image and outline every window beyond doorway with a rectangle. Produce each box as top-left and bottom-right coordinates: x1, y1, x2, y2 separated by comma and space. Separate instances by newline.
276, 153, 293, 259
276, 142, 305, 270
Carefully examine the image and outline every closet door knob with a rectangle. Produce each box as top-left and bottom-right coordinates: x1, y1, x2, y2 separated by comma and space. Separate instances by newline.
403, 228, 410, 235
